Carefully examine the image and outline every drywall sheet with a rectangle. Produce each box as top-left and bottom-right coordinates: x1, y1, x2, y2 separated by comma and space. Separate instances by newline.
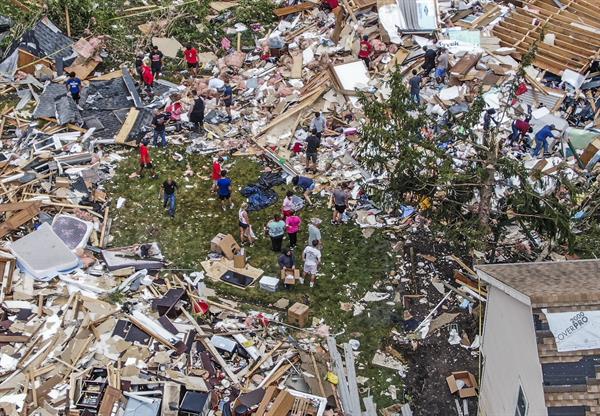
333, 61, 370, 91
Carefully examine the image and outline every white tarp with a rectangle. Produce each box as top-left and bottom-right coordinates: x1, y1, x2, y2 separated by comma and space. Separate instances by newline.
543, 309, 600, 352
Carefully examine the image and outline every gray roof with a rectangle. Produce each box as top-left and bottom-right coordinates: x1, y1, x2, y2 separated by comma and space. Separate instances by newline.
21, 18, 74, 61
476, 260, 600, 307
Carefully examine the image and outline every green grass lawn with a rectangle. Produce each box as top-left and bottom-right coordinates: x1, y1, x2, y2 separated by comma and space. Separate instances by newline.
108, 146, 402, 406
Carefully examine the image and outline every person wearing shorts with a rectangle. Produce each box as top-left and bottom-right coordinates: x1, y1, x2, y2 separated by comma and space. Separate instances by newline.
303, 239, 321, 288
331, 185, 348, 224
292, 175, 315, 205
217, 170, 233, 210
238, 202, 255, 245
66, 72, 82, 105
184, 44, 199, 77
138, 141, 155, 178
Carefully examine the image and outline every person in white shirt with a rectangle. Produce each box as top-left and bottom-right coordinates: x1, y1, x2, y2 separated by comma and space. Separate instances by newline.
238, 202, 255, 245
303, 239, 322, 288
310, 112, 327, 138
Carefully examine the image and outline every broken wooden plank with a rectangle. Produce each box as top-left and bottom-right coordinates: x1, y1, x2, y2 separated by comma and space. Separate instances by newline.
0, 203, 41, 238
115, 108, 140, 145
273, 2, 315, 17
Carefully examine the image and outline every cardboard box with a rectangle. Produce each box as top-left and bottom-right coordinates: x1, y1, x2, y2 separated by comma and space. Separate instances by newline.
288, 302, 310, 328
280, 268, 299, 285
210, 233, 240, 260
233, 248, 246, 269
446, 371, 478, 398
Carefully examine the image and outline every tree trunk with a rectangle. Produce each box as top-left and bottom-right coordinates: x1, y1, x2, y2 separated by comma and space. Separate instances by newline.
479, 138, 499, 231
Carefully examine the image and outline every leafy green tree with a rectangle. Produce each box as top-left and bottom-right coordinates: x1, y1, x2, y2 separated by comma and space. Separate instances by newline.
357, 51, 579, 256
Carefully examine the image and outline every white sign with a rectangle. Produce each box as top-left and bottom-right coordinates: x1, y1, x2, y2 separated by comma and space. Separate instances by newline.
543, 309, 600, 352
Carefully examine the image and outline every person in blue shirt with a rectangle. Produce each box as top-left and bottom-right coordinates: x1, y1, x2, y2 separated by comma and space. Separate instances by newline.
292, 175, 315, 205
217, 170, 233, 211
532, 124, 558, 157
221, 80, 233, 122
66, 72, 82, 105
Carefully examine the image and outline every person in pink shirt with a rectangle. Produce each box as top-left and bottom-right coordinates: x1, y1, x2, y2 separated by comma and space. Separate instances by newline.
285, 211, 302, 248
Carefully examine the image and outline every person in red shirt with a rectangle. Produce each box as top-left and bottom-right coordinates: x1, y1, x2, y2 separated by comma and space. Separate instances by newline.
138, 141, 156, 178
510, 117, 533, 148
141, 60, 154, 96
184, 44, 199, 77
211, 156, 224, 192
358, 35, 373, 68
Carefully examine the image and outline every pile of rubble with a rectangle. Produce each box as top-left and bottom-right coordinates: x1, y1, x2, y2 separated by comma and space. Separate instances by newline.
0, 0, 598, 413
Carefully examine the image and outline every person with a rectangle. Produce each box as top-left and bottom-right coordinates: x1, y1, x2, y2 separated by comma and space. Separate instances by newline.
151, 109, 169, 147
308, 218, 322, 249
211, 157, 224, 192
266, 214, 286, 252
150, 45, 163, 78
310, 112, 326, 138
292, 175, 315, 205
285, 211, 301, 248
217, 170, 233, 210
278, 247, 295, 270
331, 185, 348, 225
161, 177, 178, 218
422, 45, 437, 75
483, 109, 498, 138
282, 191, 295, 218
184, 44, 199, 77
510, 117, 532, 147
66, 72, 82, 105
138, 141, 155, 178
278, 247, 296, 289
435, 48, 449, 83
221, 80, 233, 122
189, 90, 205, 132
141, 59, 154, 95
305, 130, 321, 173
135, 53, 144, 82
303, 240, 322, 288
165, 98, 184, 130
358, 34, 373, 68
408, 69, 422, 104
533, 124, 558, 157
238, 202, 255, 246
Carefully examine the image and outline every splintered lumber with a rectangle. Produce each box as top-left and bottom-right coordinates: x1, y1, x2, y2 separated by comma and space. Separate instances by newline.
115, 108, 140, 145
0, 202, 41, 238
274, 2, 315, 17
181, 308, 240, 384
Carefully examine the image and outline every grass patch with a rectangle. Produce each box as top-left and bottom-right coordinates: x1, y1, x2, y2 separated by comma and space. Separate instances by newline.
108, 146, 401, 407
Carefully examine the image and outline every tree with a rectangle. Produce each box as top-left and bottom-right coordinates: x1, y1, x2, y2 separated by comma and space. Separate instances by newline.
356, 51, 580, 256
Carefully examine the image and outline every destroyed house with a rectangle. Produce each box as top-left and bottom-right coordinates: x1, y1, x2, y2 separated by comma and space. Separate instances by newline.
476, 260, 600, 416
491, 0, 600, 76
0, 17, 75, 77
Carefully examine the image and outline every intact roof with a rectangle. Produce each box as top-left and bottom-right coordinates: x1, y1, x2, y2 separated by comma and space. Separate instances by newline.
475, 260, 600, 307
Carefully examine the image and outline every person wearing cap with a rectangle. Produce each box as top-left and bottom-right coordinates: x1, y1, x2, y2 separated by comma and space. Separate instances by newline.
533, 124, 559, 157
308, 218, 322, 250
